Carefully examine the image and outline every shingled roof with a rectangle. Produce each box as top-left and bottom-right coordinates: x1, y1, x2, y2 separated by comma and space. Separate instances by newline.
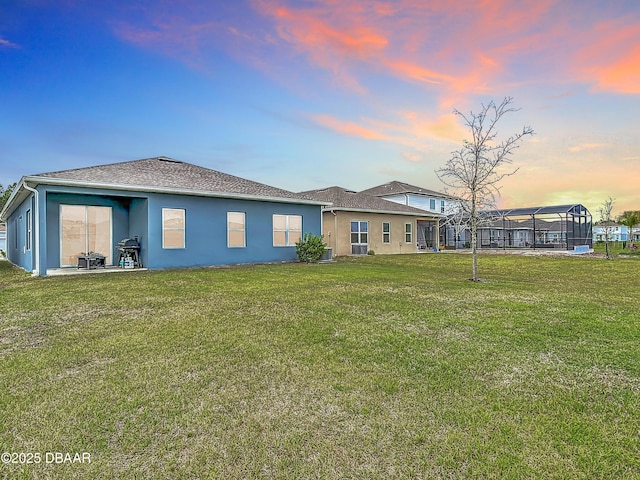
298, 186, 438, 216
360, 180, 452, 199
29, 156, 311, 202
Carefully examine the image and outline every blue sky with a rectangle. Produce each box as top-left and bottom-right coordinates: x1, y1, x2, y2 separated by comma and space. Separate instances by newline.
1, 0, 639, 215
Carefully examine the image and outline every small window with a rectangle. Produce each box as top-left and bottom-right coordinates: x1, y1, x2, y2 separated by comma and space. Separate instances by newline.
382, 222, 390, 244
26, 209, 32, 251
273, 214, 302, 246
430, 199, 436, 210
162, 208, 185, 249
441, 200, 445, 213
405, 223, 412, 243
228, 212, 246, 248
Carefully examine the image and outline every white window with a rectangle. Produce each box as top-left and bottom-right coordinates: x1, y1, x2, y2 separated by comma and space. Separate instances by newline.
273, 214, 302, 246
430, 199, 436, 210
162, 208, 185, 249
228, 212, 246, 248
351, 221, 368, 254
26, 209, 32, 251
405, 223, 413, 243
441, 200, 445, 213
382, 222, 390, 243
351, 221, 368, 245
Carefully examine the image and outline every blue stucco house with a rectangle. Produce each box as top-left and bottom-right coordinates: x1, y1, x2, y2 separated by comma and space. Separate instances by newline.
0, 157, 326, 276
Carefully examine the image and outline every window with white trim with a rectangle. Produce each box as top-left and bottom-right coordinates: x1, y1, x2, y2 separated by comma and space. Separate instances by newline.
405, 223, 413, 243
227, 212, 246, 248
382, 222, 390, 243
350, 221, 368, 255
162, 208, 185, 249
14, 217, 19, 250
273, 214, 302, 246
351, 221, 368, 245
26, 209, 32, 251
430, 199, 436, 210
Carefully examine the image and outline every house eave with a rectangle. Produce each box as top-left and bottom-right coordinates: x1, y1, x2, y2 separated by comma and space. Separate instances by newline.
16, 176, 330, 207
323, 206, 441, 218
0, 177, 32, 222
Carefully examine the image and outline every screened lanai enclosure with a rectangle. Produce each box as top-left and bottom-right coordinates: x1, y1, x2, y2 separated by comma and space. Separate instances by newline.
442, 204, 593, 250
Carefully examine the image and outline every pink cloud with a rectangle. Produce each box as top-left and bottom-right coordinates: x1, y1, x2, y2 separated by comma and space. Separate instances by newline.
312, 114, 389, 140
253, 0, 562, 107
568, 143, 607, 153
109, 1, 640, 111
576, 22, 640, 94
0, 37, 19, 48
311, 110, 465, 151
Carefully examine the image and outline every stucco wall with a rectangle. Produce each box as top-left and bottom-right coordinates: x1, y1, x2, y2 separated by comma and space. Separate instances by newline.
144, 193, 322, 269
5, 194, 35, 272
35, 185, 322, 272
322, 211, 431, 256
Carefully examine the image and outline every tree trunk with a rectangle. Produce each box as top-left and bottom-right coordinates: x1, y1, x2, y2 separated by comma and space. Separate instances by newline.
472, 227, 478, 280
470, 193, 478, 281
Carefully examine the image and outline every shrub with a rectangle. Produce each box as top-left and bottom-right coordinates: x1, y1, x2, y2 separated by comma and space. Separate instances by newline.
295, 233, 327, 263
367, 250, 375, 255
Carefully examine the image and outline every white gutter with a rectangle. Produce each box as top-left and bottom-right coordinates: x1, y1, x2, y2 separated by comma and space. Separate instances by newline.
321, 206, 442, 218
331, 210, 337, 257
22, 182, 40, 277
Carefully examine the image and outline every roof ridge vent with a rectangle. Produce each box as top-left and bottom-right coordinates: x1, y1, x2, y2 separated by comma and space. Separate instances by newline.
157, 156, 183, 163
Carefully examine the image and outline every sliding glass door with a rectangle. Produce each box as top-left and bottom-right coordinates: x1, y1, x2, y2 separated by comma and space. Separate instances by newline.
60, 205, 112, 266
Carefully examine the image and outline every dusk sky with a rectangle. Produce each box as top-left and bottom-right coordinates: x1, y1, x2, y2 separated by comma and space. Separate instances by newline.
1, 1, 639, 215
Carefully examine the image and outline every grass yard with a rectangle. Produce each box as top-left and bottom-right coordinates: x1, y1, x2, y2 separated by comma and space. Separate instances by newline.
593, 241, 640, 257
0, 253, 638, 479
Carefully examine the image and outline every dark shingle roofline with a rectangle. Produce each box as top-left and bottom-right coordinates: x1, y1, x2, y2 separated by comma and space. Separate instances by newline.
361, 180, 454, 199
299, 186, 441, 217
21, 176, 327, 206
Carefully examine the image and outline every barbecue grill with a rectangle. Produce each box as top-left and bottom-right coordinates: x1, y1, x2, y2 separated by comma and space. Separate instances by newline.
117, 237, 141, 268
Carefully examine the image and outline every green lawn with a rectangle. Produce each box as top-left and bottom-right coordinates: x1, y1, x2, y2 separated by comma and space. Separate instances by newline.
0, 253, 638, 479
593, 241, 640, 257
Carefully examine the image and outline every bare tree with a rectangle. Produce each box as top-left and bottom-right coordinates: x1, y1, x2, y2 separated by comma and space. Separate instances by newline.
598, 197, 616, 259
437, 97, 534, 281
439, 202, 469, 249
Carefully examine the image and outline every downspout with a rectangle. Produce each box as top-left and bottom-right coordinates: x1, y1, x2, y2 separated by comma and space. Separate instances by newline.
22, 183, 40, 276
331, 210, 337, 257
